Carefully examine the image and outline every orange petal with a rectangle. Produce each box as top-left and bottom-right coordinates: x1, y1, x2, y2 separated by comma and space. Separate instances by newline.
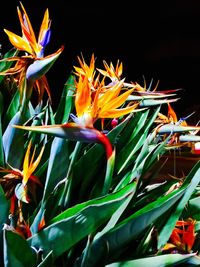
4, 29, 32, 54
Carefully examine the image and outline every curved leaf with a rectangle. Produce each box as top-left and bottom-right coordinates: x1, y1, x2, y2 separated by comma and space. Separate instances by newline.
28, 183, 135, 259
3, 229, 36, 267
106, 253, 199, 267
42, 137, 70, 202
54, 74, 75, 124
82, 187, 185, 266
158, 160, 200, 249
2, 111, 25, 168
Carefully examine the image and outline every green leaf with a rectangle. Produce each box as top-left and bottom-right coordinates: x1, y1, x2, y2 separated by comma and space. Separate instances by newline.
116, 107, 160, 174
114, 133, 169, 191
106, 253, 199, 267
94, 185, 136, 240
139, 97, 179, 107
0, 92, 4, 166
28, 183, 135, 259
74, 115, 132, 198
187, 196, 200, 220
2, 111, 25, 168
54, 74, 75, 124
3, 229, 37, 267
116, 128, 148, 174
116, 111, 149, 151
179, 134, 200, 142
3, 90, 20, 128
83, 187, 185, 266
102, 149, 116, 195
0, 48, 18, 83
37, 251, 53, 267
42, 137, 70, 202
0, 185, 9, 230
157, 124, 200, 134
158, 160, 200, 249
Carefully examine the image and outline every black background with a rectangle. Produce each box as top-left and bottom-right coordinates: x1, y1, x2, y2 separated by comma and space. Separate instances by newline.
1, 0, 200, 122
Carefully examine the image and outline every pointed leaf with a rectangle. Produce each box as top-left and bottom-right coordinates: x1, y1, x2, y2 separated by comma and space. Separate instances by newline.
0, 92, 4, 166
42, 137, 70, 202
157, 124, 200, 134
139, 98, 179, 107
3, 90, 20, 127
2, 111, 25, 168
3, 229, 36, 267
0, 185, 9, 229
0, 48, 18, 83
106, 253, 199, 267
28, 183, 135, 259
158, 160, 200, 249
54, 74, 75, 124
83, 187, 185, 266
179, 134, 200, 142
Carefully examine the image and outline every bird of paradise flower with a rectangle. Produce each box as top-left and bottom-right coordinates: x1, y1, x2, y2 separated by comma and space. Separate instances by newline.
155, 103, 200, 147
162, 218, 196, 254
0, 140, 44, 238
13, 55, 145, 202
0, 2, 64, 108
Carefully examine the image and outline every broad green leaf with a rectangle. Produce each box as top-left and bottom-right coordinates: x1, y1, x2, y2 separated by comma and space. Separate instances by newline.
94, 184, 136, 240
133, 180, 177, 212
106, 253, 199, 267
28, 183, 135, 259
82, 187, 185, 266
42, 137, 70, 202
3, 229, 36, 267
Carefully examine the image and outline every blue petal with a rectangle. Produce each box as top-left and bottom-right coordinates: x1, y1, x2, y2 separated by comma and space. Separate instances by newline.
40, 28, 51, 48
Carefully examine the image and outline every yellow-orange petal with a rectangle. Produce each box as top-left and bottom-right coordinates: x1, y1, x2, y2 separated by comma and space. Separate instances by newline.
22, 141, 45, 185
168, 103, 178, 123
100, 87, 135, 111
4, 29, 33, 54
38, 8, 50, 44
99, 103, 142, 119
75, 76, 91, 117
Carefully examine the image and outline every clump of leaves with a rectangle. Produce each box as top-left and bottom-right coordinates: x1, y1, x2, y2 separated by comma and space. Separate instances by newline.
0, 2, 200, 267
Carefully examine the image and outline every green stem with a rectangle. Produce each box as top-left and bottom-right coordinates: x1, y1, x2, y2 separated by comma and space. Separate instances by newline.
19, 79, 33, 119
101, 149, 116, 196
